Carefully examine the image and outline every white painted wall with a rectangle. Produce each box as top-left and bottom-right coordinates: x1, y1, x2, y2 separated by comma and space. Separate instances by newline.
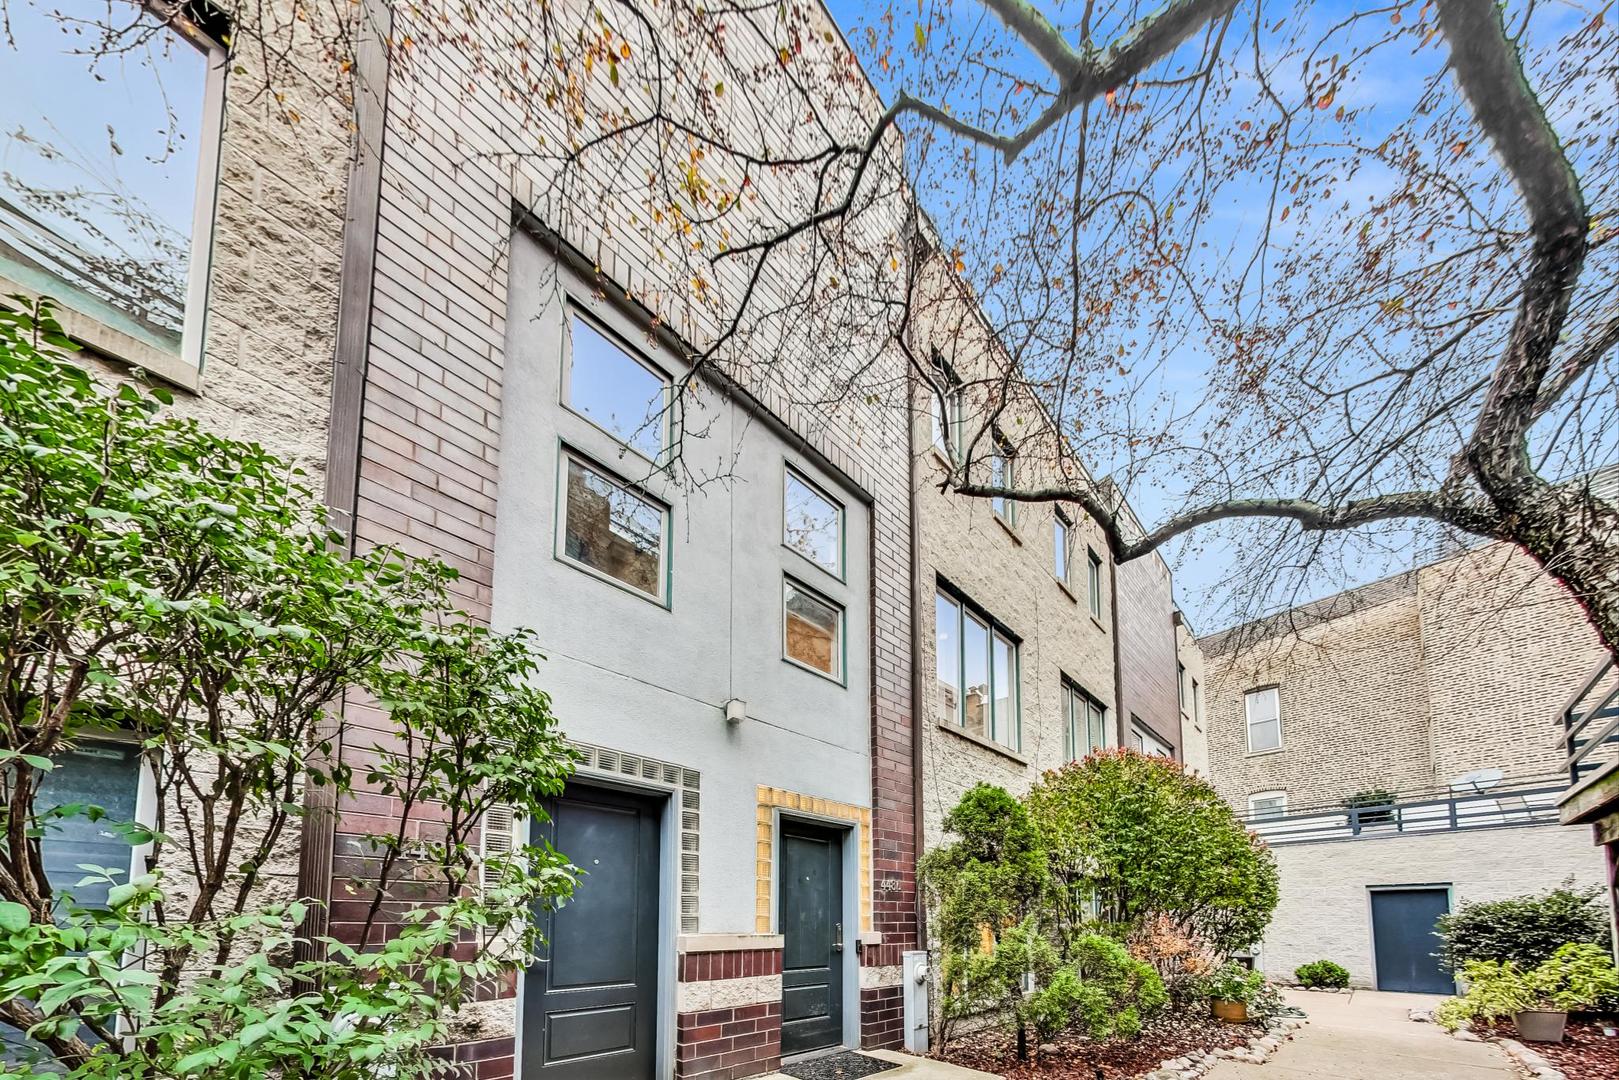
1256, 824, 1607, 988
492, 232, 875, 935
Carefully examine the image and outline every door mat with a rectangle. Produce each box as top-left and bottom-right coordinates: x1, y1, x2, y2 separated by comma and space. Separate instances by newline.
779, 1050, 900, 1079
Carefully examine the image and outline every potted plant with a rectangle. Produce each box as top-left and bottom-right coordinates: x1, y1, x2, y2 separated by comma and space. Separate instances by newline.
1207, 961, 1264, 1023
1437, 943, 1619, 1043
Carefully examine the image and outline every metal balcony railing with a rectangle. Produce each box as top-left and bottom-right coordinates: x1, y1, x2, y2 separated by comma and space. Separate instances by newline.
1558, 658, 1619, 790
1237, 776, 1568, 846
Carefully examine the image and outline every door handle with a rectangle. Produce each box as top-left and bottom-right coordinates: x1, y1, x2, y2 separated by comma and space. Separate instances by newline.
834, 922, 844, 953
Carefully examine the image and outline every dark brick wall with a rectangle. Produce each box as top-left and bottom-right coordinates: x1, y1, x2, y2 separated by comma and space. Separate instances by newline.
676, 1003, 783, 1079
678, 949, 782, 982
858, 986, 904, 1049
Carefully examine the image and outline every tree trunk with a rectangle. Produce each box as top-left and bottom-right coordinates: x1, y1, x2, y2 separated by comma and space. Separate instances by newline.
1507, 483, 1619, 661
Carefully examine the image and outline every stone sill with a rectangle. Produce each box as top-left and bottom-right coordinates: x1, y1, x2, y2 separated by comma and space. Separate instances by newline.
993, 512, 1023, 545
936, 717, 1029, 767
677, 933, 784, 953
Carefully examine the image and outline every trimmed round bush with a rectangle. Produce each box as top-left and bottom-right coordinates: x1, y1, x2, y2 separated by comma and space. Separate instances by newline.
1295, 959, 1350, 989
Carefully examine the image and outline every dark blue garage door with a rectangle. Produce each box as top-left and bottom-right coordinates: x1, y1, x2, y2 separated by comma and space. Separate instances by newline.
1371, 887, 1453, 994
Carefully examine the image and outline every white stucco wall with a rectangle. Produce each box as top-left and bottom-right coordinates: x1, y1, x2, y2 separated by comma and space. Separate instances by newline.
1256, 823, 1607, 989
492, 233, 875, 936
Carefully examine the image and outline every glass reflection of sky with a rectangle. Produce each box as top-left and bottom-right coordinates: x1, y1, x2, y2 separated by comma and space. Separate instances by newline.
568, 315, 667, 460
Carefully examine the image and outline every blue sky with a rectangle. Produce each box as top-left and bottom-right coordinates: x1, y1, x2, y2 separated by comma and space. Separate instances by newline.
817, 0, 1605, 632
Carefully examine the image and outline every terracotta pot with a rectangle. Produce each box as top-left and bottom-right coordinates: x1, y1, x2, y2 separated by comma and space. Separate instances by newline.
1211, 999, 1249, 1023
1513, 1009, 1567, 1043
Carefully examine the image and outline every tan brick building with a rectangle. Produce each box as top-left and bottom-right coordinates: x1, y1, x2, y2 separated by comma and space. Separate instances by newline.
1200, 540, 1611, 990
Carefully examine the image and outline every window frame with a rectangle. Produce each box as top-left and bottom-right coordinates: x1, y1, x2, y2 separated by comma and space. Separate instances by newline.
928, 354, 964, 463
0, 8, 227, 387
553, 445, 672, 606
1053, 508, 1072, 586
934, 582, 1021, 751
1130, 721, 1174, 757
1086, 547, 1104, 620
1248, 790, 1288, 821
1191, 677, 1201, 723
559, 304, 673, 463
1245, 685, 1283, 754
781, 574, 846, 684
1178, 661, 1187, 712
781, 461, 845, 581
1062, 677, 1109, 762
990, 433, 1017, 526
38, 733, 157, 909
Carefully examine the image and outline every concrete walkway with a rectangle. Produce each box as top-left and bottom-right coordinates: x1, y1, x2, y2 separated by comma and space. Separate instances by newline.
1206, 989, 1514, 1080
760, 1048, 999, 1079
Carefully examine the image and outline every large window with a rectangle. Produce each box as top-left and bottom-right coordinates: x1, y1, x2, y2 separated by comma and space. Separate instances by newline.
1248, 791, 1288, 821
1086, 548, 1103, 620
0, 3, 224, 374
558, 452, 667, 601
1063, 680, 1109, 761
783, 578, 843, 680
935, 588, 1019, 750
783, 465, 842, 576
563, 312, 669, 460
1246, 686, 1282, 752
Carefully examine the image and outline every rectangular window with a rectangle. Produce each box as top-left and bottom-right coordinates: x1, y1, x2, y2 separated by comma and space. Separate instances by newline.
1246, 686, 1282, 752
783, 465, 842, 576
1087, 549, 1103, 620
37, 741, 144, 909
1054, 510, 1071, 585
1178, 662, 1187, 711
1063, 680, 1108, 761
559, 453, 667, 601
1248, 791, 1288, 821
0, 4, 224, 375
563, 312, 670, 459
990, 437, 1015, 525
935, 587, 1020, 750
1131, 721, 1173, 757
929, 356, 962, 461
1191, 678, 1201, 722
783, 578, 842, 680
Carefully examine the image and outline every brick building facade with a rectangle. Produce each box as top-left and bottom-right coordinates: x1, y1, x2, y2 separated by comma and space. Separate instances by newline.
1200, 540, 1611, 990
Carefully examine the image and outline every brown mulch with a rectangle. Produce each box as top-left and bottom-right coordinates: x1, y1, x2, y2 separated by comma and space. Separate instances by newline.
1480, 1019, 1619, 1080
932, 1011, 1257, 1078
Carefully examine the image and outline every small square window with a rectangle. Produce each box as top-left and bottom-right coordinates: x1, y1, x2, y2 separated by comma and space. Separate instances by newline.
563, 311, 670, 460
1087, 549, 1103, 620
783, 465, 842, 576
784, 578, 842, 680
559, 453, 667, 601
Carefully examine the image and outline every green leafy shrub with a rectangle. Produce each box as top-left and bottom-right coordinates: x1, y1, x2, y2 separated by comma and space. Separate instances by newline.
1065, 934, 1168, 1039
1026, 749, 1279, 953
0, 302, 579, 1077
1435, 881, 1612, 972
1295, 959, 1350, 989
1434, 944, 1619, 1031
1205, 962, 1264, 1004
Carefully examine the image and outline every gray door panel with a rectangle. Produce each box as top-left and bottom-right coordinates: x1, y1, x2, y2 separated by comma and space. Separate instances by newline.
523, 785, 661, 1079
1370, 887, 1452, 994
779, 821, 844, 1056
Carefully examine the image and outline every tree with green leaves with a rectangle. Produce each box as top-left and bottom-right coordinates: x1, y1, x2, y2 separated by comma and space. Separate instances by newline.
1027, 749, 1278, 956
0, 301, 577, 1077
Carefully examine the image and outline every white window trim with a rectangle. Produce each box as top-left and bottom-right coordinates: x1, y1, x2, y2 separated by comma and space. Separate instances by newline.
782, 575, 845, 684
990, 436, 1016, 526
554, 447, 671, 606
1248, 790, 1288, 820
781, 462, 844, 580
1245, 686, 1284, 754
559, 304, 672, 464
1086, 548, 1104, 620
1053, 509, 1072, 586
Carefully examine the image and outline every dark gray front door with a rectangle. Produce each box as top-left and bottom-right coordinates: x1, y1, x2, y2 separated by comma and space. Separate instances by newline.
523, 785, 660, 1079
1371, 887, 1452, 994
779, 821, 844, 1056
